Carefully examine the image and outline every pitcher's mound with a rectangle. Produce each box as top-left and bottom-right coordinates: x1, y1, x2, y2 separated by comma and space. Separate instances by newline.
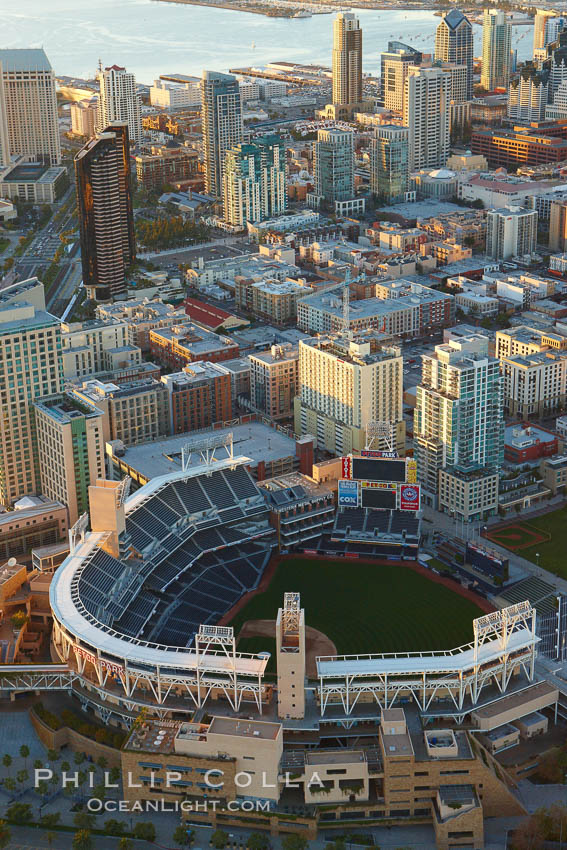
238, 619, 336, 678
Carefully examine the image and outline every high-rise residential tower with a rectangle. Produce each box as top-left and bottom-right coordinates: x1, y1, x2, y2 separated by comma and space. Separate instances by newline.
0, 279, 64, 507
481, 9, 512, 90
0, 48, 60, 166
486, 206, 538, 259
380, 42, 422, 110
294, 334, 405, 456
201, 70, 243, 198
222, 135, 287, 227
0, 64, 9, 168
533, 9, 558, 53
370, 125, 409, 204
403, 66, 450, 171
75, 122, 136, 302
414, 335, 504, 520
332, 12, 362, 108
435, 9, 474, 100
96, 64, 142, 143
313, 127, 354, 205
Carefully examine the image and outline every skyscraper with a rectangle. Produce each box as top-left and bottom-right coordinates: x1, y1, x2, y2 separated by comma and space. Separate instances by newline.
222, 135, 287, 227
75, 122, 136, 302
312, 127, 364, 216
0, 48, 60, 166
0, 63, 9, 168
435, 9, 474, 100
201, 70, 243, 198
97, 64, 142, 143
414, 335, 504, 520
34, 393, 106, 525
332, 12, 362, 108
0, 278, 63, 507
508, 65, 550, 122
486, 206, 538, 259
481, 9, 512, 91
294, 334, 405, 456
380, 42, 422, 111
533, 9, 558, 53
403, 66, 450, 172
370, 125, 409, 204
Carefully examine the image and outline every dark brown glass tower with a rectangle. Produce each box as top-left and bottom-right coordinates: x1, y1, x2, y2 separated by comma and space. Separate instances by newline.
75, 121, 135, 301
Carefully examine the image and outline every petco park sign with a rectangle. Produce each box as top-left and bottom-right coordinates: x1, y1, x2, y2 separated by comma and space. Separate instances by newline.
74, 646, 124, 675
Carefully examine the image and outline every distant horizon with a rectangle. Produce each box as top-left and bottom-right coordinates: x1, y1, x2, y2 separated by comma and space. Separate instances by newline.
0, 0, 533, 84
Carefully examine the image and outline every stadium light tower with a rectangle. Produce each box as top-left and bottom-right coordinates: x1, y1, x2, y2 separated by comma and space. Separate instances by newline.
365, 420, 396, 454
276, 592, 305, 720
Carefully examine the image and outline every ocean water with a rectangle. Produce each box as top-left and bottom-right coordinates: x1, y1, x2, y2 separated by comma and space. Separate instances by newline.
0, 0, 533, 84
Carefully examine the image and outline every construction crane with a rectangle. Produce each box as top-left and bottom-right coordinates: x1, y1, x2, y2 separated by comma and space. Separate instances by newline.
320, 266, 369, 334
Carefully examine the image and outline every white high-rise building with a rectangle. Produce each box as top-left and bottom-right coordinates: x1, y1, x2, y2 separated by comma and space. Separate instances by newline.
403, 66, 450, 172
294, 334, 405, 456
486, 206, 538, 259
97, 65, 142, 143
481, 9, 511, 90
508, 66, 550, 121
380, 42, 422, 111
332, 12, 362, 108
435, 9, 474, 100
0, 48, 61, 166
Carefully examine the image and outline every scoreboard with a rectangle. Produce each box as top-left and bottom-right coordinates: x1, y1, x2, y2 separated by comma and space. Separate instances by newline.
342, 455, 415, 484
360, 487, 397, 509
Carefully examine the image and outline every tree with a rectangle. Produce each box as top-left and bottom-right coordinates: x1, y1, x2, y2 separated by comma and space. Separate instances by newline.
74, 751, 86, 766
105, 818, 126, 836
96, 756, 108, 770
173, 824, 192, 846
19, 744, 29, 768
47, 749, 59, 762
41, 813, 61, 828
33, 759, 43, 770
119, 840, 134, 850
72, 831, 93, 850
247, 833, 269, 850
2, 754, 11, 771
109, 765, 121, 784
16, 769, 28, 785
61, 760, 71, 772
2, 778, 16, 793
210, 829, 229, 849
537, 749, 563, 784
5, 802, 32, 824
0, 820, 10, 850
73, 811, 96, 830
45, 831, 57, 849
133, 822, 156, 841
282, 836, 308, 850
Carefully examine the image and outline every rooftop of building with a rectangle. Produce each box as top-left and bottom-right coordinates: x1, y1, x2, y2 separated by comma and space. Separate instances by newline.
306, 750, 365, 765
221, 357, 251, 375
0, 48, 52, 72
300, 332, 401, 365
503, 349, 567, 366
250, 278, 308, 296
161, 362, 230, 388
543, 453, 567, 469
472, 681, 557, 719
258, 471, 331, 508
250, 345, 299, 365
208, 716, 280, 740
34, 392, 100, 423
0, 499, 66, 525
300, 284, 450, 318
74, 378, 163, 402
484, 723, 519, 742
0, 303, 59, 333
505, 423, 557, 447
151, 322, 237, 354
109, 421, 297, 479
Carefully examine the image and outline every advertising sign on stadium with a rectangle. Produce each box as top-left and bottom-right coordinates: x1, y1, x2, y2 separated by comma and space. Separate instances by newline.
338, 478, 359, 507
341, 456, 352, 479
360, 481, 397, 490
399, 483, 421, 511
406, 459, 417, 484
74, 645, 124, 675
351, 456, 407, 483
360, 487, 397, 509
361, 450, 398, 458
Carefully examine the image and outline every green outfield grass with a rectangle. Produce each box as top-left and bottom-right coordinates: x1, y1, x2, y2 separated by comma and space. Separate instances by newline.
487, 508, 567, 580
229, 557, 484, 658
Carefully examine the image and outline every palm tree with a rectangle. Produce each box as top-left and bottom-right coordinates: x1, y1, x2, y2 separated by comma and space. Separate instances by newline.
47, 749, 59, 763
19, 745, 29, 770
72, 830, 93, 850
45, 831, 56, 848
1, 755, 11, 772
118, 839, 134, 850
0, 820, 10, 850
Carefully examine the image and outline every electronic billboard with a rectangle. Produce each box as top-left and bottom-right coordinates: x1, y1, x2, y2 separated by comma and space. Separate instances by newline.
360, 486, 397, 509
351, 456, 407, 483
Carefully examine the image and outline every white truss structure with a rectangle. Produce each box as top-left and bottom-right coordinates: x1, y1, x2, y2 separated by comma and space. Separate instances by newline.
0, 664, 75, 692
182, 432, 234, 470
365, 420, 396, 454
50, 616, 269, 716
316, 602, 538, 716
